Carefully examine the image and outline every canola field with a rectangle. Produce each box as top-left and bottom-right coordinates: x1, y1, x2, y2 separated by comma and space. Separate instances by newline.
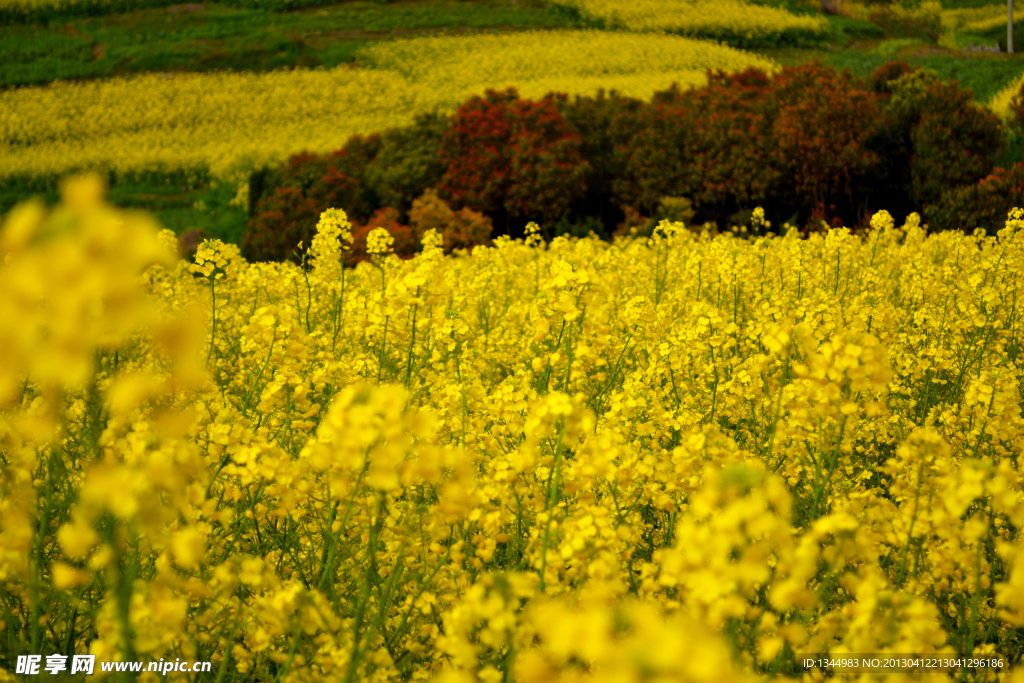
0, 30, 777, 185
989, 69, 1024, 121
550, 0, 828, 45
1, 176, 1023, 680
940, 4, 1011, 37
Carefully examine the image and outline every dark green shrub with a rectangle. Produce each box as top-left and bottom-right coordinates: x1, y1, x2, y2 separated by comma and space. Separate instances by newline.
909, 80, 1004, 210
998, 29, 1021, 54
248, 134, 381, 224
859, 63, 1005, 225
860, 61, 925, 222
556, 89, 647, 233
615, 64, 887, 229
613, 196, 695, 239
551, 215, 608, 240
868, 59, 918, 95
362, 112, 451, 224
611, 99, 689, 216
242, 135, 380, 263
682, 69, 779, 213
828, 15, 887, 40
996, 126, 1024, 170
616, 69, 779, 222
177, 228, 206, 262
242, 135, 380, 262
326, 133, 383, 220
243, 184, 326, 263
649, 196, 696, 229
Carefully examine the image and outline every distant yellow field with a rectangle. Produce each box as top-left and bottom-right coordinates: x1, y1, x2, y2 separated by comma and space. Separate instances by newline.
0, 30, 778, 183
357, 29, 779, 99
551, 0, 828, 42
989, 70, 1024, 121
941, 3, 1012, 34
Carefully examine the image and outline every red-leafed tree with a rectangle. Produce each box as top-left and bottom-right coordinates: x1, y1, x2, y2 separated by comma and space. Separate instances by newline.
611, 100, 689, 215
678, 68, 779, 210
769, 62, 886, 214
437, 87, 589, 227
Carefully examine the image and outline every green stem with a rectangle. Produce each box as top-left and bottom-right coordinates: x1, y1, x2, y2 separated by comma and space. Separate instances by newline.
343, 497, 386, 683
303, 261, 313, 334
332, 258, 347, 354
240, 330, 277, 417
810, 416, 847, 520
404, 288, 421, 387
318, 463, 367, 595
377, 316, 389, 385
29, 449, 55, 655
537, 422, 565, 593
707, 345, 719, 424
272, 614, 303, 683
896, 454, 926, 586
206, 276, 216, 368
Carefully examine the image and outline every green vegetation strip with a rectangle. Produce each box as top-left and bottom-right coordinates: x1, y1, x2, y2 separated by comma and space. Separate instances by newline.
826, 49, 1024, 103
0, 0, 591, 88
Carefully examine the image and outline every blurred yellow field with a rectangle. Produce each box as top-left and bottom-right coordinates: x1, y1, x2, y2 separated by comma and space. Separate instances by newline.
941, 3, 1012, 35
0, 30, 777, 183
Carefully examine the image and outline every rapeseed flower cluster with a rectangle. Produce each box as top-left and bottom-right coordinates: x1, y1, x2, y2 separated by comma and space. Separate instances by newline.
0, 30, 777, 185
2, 182, 1024, 682
357, 29, 778, 102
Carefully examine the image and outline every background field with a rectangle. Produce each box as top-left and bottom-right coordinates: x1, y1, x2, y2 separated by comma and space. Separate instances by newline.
3, 0, 1024, 242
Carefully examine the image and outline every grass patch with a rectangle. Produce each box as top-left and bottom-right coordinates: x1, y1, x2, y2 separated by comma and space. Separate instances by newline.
2, 175, 246, 244
756, 45, 839, 65
826, 12, 887, 40
941, 31, 1000, 48
827, 46, 1024, 101
0, 0, 590, 88
875, 36, 925, 53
